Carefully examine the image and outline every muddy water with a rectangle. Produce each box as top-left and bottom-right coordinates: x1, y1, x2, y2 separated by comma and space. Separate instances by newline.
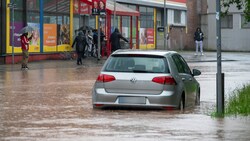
0, 60, 250, 141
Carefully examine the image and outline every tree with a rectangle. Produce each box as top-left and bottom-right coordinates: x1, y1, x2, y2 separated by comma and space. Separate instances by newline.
222, 0, 250, 22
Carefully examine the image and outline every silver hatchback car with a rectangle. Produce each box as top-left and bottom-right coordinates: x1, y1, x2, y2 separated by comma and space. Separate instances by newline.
92, 50, 201, 110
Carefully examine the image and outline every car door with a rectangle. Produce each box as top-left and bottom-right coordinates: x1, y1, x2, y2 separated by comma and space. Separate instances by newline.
172, 54, 197, 107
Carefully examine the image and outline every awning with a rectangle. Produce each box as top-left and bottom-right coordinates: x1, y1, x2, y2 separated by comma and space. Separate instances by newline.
116, 0, 187, 10
106, 0, 140, 16
80, 0, 140, 16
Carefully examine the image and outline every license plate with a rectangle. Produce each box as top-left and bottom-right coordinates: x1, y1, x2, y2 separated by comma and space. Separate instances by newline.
118, 97, 146, 104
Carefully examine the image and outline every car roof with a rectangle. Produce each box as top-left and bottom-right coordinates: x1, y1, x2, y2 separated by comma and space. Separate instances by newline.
112, 49, 177, 56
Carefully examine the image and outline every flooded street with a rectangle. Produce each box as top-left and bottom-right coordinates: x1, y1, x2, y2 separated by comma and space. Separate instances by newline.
0, 52, 250, 141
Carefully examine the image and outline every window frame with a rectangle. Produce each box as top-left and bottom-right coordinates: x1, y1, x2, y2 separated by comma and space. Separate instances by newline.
221, 15, 233, 29
168, 9, 186, 26
241, 14, 250, 29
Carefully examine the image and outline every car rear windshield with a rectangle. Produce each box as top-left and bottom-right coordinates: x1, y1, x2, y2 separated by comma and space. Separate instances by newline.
104, 54, 169, 73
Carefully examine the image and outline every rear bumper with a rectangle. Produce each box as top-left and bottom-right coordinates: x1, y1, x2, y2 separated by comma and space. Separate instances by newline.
92, 88, 179, 109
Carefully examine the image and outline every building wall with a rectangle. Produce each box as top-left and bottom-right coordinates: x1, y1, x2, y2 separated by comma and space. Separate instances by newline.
118, 0, 188, 51
185, 0, 207, 51
203, 0, 250, 51
185, 0, 198, 50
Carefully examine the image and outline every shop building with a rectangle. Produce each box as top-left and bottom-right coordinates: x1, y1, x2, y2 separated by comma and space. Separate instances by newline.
0, 0, 190, 64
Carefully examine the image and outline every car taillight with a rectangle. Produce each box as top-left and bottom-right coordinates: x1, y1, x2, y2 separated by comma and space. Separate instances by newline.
96, 74, 116, 83
152, 76, 176, 85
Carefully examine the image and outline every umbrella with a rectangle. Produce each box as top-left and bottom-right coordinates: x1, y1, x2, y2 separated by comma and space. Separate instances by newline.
19, 26, 34, 34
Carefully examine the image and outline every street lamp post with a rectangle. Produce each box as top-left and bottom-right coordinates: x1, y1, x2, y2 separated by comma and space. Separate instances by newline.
8, 2, 16, 64
113, 0, 116, 28
98, 17, 101, 61
163, 0, 166, 50
216, 0, 224, 116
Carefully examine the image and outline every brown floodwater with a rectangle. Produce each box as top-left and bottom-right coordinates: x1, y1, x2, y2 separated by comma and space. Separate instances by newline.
0, 57, 250, 141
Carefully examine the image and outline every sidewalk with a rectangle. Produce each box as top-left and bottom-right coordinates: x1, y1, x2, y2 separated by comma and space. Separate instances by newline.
1, 51, 249, 72
0, 56, 106, 72
180, 51, 250, 62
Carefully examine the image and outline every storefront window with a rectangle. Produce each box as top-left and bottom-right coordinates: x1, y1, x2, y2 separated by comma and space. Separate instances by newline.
122, 16, 130, 38
10, 0, 25, 48
26, 0, 40, 50
27, 0, 39, 23
13, 0, 23, 9
147, 7, 154, 28
89, 16, 96, 29
13, 0, 24, 22
111, 15, 121, 31
139, 6, 155, 49
43, 0, 70, 52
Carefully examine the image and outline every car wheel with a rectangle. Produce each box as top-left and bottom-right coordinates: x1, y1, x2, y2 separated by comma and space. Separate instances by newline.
195, 89, 200, 106
178, 96, 184, 111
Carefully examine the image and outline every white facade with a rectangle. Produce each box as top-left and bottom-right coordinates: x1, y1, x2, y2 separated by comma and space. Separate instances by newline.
203, 1, 250, 51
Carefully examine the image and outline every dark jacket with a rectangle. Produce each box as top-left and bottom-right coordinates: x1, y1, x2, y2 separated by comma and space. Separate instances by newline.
194, 28, 204, 41
110, 28, 128, 52
93, 30, 105, 45
72, 32, 87, 53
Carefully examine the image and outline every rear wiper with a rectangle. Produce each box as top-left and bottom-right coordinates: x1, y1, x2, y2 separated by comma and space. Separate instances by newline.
132, 70, 150, 73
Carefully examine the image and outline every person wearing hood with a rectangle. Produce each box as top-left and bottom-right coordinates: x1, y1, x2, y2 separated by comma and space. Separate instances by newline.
72, 31, 88, 65
110, 28, 129, 52
194, 27, 204, 55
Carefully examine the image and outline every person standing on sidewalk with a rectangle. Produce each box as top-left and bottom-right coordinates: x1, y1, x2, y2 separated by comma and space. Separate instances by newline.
110, 28, 128, 52
72, 31, 88, 65
92, 29, 105, 57
20, 32, 33, 69
194, 27, 204, 55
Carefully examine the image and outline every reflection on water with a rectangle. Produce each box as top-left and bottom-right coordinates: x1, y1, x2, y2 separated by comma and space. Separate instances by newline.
0, 61, 250, 141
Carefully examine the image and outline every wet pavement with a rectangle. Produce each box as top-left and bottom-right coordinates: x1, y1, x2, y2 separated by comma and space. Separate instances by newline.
0, 51, 250, 141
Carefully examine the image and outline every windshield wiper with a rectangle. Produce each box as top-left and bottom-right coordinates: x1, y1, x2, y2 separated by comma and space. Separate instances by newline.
132, 70, 151, 73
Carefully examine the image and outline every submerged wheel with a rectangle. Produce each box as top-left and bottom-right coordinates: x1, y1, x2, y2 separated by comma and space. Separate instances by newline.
178, 96, 184, 111
195, 89, 200, 106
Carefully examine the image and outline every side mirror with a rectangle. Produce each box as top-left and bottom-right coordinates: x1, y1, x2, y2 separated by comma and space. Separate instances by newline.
192, 69, 201, 76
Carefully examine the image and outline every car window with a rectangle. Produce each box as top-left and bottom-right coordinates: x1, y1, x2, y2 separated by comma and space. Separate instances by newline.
172, 54, 191, 74
104, 55, 169, 73
179, 55, 192, 74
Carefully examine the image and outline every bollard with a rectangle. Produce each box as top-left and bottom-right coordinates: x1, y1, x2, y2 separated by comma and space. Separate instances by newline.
216, 73, 225, 116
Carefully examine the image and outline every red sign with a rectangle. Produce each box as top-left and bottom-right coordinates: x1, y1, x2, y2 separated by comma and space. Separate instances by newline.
91, 0, 106, 15
80, 1, 90, 15
92, 0, 99, 15
99, 0, 106, 15
146, 28, 154, 44
74, 0, 91, 15
73, 0, 79, 14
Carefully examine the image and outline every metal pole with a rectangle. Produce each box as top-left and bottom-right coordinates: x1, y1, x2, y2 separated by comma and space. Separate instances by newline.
113, 0, 116, 28
11, 2, 15, 64
98, 17, 101, 60
216, 0, 224, 115
163, 0, 166, 50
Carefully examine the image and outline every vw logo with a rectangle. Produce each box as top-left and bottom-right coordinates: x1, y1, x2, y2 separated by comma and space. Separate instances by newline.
130, 77, 137, 83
